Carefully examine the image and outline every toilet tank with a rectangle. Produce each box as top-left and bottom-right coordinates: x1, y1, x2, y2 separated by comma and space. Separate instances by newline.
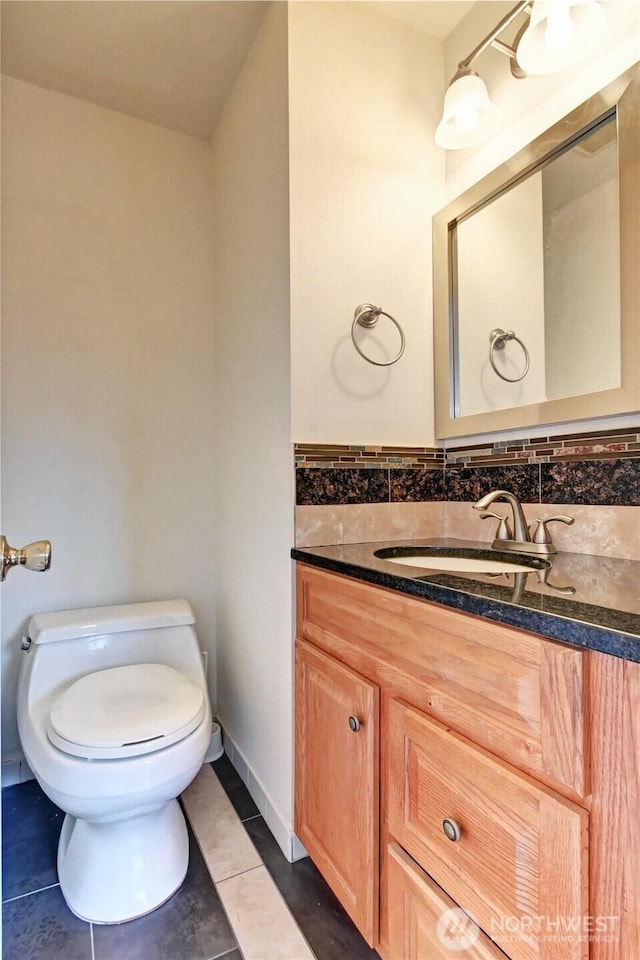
20, 599, 207, 709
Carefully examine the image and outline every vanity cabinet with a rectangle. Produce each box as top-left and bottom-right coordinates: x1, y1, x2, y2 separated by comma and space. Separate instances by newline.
294, 561, 639, 960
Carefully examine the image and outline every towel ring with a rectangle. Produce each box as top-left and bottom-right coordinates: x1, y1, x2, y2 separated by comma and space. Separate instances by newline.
489, 328, 530, 383
351, 304, 406, 367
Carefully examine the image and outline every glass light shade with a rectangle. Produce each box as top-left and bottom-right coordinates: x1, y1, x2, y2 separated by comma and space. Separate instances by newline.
435, 70, 501, 150
516, 0, 606, 75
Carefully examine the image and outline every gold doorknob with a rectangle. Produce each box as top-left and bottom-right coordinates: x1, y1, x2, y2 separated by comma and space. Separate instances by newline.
0, 536, 52, 581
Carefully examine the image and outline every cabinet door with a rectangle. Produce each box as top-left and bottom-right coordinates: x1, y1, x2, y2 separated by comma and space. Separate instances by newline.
388, 699, 588, 960
295, 639, 379, 945
387, 843, 508, 960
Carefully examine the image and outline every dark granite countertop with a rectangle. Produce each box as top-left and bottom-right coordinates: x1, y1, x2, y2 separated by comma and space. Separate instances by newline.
291, 538, 640, 663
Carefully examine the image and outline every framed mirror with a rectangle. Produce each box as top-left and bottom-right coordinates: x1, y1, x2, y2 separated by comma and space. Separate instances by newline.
433, 64, 639, 440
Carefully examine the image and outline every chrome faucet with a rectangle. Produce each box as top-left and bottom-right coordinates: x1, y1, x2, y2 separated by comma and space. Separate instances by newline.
473, 489, 574, 555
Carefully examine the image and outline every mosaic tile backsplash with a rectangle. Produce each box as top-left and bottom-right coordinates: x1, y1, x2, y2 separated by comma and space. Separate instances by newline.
295, 427, 640, 508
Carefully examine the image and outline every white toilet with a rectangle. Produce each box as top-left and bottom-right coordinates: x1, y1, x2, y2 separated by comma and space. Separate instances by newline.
17, 598, 212, 924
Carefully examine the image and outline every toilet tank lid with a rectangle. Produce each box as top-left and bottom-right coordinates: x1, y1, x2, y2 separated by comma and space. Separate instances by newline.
28, 599, 195, 645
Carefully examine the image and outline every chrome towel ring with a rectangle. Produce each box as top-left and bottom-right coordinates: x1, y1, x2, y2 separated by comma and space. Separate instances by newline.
488, 328, 530, 382
351, 304, 406, 366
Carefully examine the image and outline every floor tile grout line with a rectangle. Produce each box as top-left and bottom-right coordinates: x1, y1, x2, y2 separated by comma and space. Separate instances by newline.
2, 881, 60, 903
206, 947, 244, 960
240, 813, 262, 823
213, 863, 265, 886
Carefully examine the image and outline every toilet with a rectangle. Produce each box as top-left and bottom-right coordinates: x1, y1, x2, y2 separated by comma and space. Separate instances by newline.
17, 598, 212, 924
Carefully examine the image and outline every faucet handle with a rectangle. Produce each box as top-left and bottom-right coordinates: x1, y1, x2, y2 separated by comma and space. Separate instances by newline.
532, 515, 574, 547
477, 510, 512, 541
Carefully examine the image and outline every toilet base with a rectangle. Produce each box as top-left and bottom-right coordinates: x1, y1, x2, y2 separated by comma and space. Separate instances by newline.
57, 799, 189, 923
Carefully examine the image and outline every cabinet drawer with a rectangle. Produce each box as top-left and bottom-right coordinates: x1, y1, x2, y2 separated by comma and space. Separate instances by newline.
297, 563, 587, 797
387, 699, 588, 960
387, 843, 508, 960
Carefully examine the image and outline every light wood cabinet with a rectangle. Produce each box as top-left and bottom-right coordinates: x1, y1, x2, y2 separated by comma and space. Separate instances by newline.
294, 638, 379, 945
387, 843, 509, 960
387, 700, 588, 960
294, 562, 640, 960
297, 558, 588, 797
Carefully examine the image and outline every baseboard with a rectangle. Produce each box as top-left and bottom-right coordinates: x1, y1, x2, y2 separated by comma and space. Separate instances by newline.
291, 832, 308, 861
1, 755, 34, 787
216, 723, 307, 864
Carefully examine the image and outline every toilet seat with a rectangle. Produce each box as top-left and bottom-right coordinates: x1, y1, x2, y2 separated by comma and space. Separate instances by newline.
48, 663, 205, 760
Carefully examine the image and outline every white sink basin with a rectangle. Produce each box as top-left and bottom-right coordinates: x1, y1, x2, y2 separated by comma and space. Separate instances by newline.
375, 551, 540, 575
381, 556, 536, 574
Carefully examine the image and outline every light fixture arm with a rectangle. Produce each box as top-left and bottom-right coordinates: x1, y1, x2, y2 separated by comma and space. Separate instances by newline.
491, 38, 520, 59
457, 1, 531, 72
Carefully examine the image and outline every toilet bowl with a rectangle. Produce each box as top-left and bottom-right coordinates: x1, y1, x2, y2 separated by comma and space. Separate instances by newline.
17, 599, 212, 924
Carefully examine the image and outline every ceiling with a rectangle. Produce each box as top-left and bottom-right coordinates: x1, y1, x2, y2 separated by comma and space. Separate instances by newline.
1, 1, 474, 141
1, 1, 268, 140
366, 1, 474, 40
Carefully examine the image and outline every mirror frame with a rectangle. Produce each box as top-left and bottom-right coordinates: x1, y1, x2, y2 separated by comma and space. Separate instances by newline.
433, 64, 640, 440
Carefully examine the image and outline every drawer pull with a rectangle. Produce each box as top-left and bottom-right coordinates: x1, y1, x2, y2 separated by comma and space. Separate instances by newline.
348, 715, 361, 732
442, 818, 462, 842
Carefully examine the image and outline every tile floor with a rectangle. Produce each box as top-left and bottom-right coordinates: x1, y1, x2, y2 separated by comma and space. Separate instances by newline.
2, 754, 379, 960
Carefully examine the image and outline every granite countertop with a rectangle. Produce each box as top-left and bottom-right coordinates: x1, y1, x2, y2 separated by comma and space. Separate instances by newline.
291, 538, 640, 663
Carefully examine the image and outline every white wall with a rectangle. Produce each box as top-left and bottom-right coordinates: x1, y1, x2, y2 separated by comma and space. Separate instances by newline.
210, 4, 294, 852
288, 2, 445, 446
1, 78, 217, 761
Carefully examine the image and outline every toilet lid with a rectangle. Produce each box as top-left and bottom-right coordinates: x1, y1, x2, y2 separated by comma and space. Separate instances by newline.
48, 663, 205, 760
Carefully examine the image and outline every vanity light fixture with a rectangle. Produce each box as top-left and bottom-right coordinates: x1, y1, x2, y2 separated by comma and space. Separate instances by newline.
434, 68, 501, 149
516, 0, 607, 75
435, 0, 607, 150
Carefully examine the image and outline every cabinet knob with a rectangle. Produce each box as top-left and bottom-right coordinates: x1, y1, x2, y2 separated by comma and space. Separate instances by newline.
442, 818, 462, 842
348, 715, 361, 732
